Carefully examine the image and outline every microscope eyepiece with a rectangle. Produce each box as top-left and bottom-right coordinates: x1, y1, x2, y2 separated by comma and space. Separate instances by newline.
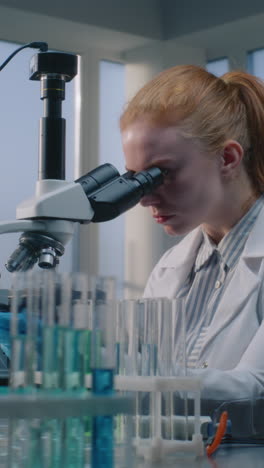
126, 167, 164, 195
75, 163, 120, 196
78, 165, 164, 222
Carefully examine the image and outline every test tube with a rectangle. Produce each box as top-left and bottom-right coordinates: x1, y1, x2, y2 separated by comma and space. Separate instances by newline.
137, 299, 159, 439
40, 271, 63, 468
40, 271, 58, 389
0, 414, 8, 465
56, 272, 90, 468
89, 276, 116, 302
116, 299, 140, 377
56, 273, 90, 390
90, 298, 116, 468
156, 298, 173, 440
115, 299, 140, 446
10, 271, 41, 390
9, 272, 43, 467
171, 297, 188, 440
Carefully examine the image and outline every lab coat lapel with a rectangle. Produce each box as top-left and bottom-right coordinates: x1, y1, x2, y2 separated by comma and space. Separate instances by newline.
201, 258, 262, 353
200, 205, 264, 354
159, 228, 203, 294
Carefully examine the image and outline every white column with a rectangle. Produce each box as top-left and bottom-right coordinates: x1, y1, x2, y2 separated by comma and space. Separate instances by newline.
77, 50, 101, 275
76, 49, 123, 276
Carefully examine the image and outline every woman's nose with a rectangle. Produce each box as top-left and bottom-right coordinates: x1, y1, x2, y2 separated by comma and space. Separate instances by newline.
140, 194, 160, 207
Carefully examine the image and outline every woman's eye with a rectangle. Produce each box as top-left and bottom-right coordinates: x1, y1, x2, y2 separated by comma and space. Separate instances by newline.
162, 171, 172, 184
161, 169, 170, 178
164, 169, 173, 178
162, 168, 179, 184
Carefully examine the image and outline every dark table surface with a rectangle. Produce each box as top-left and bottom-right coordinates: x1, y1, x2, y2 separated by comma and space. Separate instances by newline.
136, 445, 264, 467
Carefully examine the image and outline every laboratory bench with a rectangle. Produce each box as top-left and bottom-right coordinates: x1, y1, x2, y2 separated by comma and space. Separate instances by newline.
0, 389, 263, 467
136, 445, 264, 467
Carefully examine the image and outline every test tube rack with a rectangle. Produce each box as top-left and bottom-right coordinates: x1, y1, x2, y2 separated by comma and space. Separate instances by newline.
116, 375, 204, 461
83, 373, 205, 463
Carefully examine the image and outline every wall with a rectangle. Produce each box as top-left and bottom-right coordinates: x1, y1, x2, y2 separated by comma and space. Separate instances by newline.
165, 12, 264, 66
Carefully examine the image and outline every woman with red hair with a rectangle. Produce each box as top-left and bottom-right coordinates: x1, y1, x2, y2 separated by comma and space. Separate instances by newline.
120, 65, 264, 437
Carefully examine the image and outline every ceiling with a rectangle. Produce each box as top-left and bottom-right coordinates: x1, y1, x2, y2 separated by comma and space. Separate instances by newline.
162, 0, 264, 39
1, 0, 264, 41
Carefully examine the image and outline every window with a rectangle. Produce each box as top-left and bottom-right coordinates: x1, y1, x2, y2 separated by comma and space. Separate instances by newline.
206, 57, 229, 77
247, 49, 264, 79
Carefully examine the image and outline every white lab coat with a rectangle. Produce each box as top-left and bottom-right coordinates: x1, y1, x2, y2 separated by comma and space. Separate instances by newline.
144, 204, 264, 424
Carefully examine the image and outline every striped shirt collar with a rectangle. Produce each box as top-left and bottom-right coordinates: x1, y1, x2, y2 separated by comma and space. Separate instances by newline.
195, 195, 264, 272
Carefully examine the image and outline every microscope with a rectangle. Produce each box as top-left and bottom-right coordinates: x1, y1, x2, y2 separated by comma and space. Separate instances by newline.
0, 47, 164, 273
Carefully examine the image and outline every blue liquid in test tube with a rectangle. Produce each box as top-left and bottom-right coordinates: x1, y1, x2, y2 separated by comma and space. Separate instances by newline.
92, 368, 115, 468
58, 274, 90, 468
91, 299, 116, 468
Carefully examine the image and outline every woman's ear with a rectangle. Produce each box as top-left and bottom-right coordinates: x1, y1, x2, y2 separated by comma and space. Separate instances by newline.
220, 140, 244, 176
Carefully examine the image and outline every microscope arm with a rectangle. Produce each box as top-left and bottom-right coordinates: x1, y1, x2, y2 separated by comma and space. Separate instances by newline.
0, 219, 75, 246
17, 179, 94, 222
0, 180, 86, 246
0, 220, 45, 235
